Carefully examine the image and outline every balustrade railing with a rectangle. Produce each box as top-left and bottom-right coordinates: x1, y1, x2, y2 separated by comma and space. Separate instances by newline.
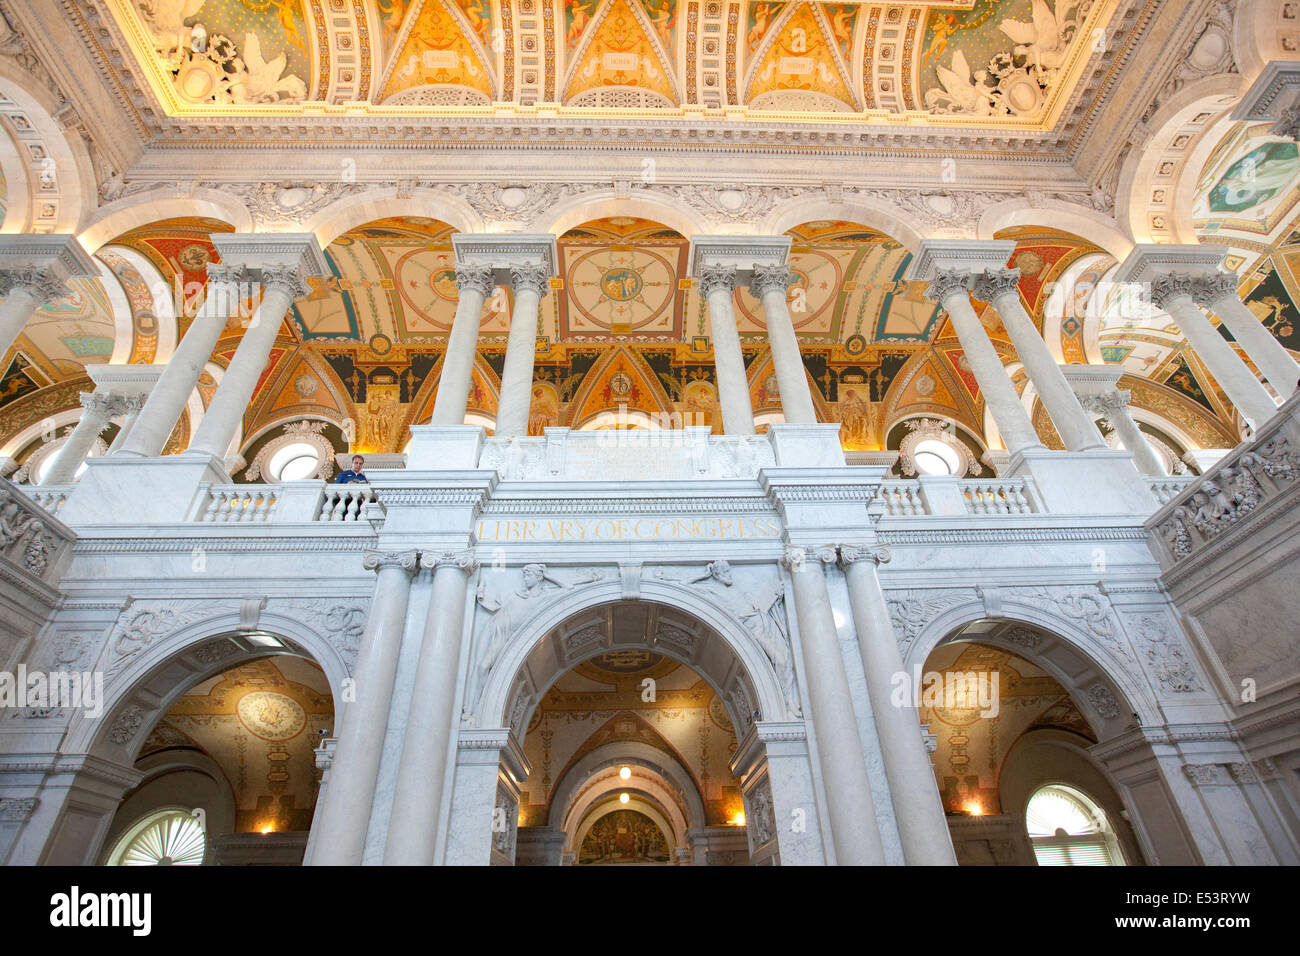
1146, 474, 1197, 506
875, 482, 925, 516
962, 479, 1036, 515
202, 485, 279, 522
317, 484, 377, 522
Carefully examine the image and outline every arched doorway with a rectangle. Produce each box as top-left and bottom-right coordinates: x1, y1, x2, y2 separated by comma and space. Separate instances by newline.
16, 622, 346, 867
917, 619, 1147, 866
459, 592, 812, 866
98, 652, 334, 866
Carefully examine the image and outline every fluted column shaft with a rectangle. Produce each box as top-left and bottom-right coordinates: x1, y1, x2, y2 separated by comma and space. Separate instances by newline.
783, 545, 885, 865
188, 270, 305, 459
384, 550, 478, 865
495, 264, 549, 438
432, 264, 495, 425
928, 270, 1042, 456
117, 265, 246, 458
1082, 391, 1166, 476
309, 550, 418, 866
974, 269, 1105, 451
840, 545, 956, 865
40, 392, 123, 485
1149, 275, 1278, 428
700, 265, 755, 435
750, 264, 816, 423
1193, 274, 1300, 397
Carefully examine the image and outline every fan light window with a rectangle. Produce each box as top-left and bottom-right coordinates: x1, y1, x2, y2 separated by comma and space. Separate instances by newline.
1026, 785, 1125, 866
107, 808, 206, 866
267, 442, 320, 482
913, 438, 960, 476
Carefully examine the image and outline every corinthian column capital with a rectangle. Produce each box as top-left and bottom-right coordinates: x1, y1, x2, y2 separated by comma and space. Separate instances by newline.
1146, 272, 1200, 310
259, 264, 311, 301
509, 263, 550, 297
749, 262, 791, 299
455, 263, 497, 298
0, 267, 69, 304
698, 263, 737, 299
925, 269, 972, 303
1186, 272, 1239, 308
970, 267, 1022, 302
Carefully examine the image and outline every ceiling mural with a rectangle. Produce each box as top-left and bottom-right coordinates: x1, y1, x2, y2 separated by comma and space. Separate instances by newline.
139, 655, 334, 834
109, 0, 1116, 125
1193, 123, 1300, 240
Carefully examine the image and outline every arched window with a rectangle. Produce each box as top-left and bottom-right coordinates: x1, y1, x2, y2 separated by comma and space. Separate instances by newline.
267, 441, 321, 482
106, 808, 207, 866
1025, 784, 1126, 866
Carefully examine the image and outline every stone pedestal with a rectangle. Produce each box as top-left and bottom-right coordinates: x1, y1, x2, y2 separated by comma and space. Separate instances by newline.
56, 453, 229, 526
1008, 447, 1156, 514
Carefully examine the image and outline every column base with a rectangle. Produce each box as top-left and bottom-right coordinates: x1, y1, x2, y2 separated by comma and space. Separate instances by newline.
1007, 447, 1155, 514
406, 424, 486, 469
766, 423, 846, 467
56, 453, 230, 526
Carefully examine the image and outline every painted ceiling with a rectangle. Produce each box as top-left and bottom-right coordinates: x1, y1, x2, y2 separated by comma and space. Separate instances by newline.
110, 0, 1113, 126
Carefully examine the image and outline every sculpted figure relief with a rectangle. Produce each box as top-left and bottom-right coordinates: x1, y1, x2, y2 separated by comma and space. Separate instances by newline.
466, 564, 606, 724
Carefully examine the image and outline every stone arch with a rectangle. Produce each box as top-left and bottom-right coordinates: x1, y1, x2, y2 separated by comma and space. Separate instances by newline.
547, 739, 708, 839
978, 201, 1132, 262
304, 187, 485, 247
1116, 74, 1245, 245
0, 61, 93, 233
78, 189, 254, 255
900, 596, 1160, 736
761, 197, 925, 251
538, 192, 705, 239
478, 578, 790, 736
65, 607, 351, 761
1233, 0, 1298, 80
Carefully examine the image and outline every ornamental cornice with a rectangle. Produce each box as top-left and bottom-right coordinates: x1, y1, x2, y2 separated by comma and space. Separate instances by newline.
71, 535, 377, 553
378, 489, 492, 507
876, 527, 1149, 544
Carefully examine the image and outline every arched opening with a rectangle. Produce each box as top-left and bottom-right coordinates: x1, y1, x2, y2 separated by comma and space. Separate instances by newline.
918, 618, 1147, 866
97, 649, 334, 866
479, 587, 795, 866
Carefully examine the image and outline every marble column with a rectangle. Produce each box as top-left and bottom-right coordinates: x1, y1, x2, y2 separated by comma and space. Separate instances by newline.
431, 264, 496, 426
309, 549, 418, 866
187, 266, 309, 460
495, 264, 550, 438
750, 264, 816, 424
1190, 273, 1300, 397
0, 235, 96, 359
972, 268, 1106, 451
927, 270, 1042, 456
782, 544, 886, 865
0, 270, 67, 360
116, 264, 248, 458
839, 544, 957, 865
39, 392, 128, 485
385, 549, 478, 866
700, 264, 755, 435
1147, 274, 1278, 429
1080, 391, 1166, 476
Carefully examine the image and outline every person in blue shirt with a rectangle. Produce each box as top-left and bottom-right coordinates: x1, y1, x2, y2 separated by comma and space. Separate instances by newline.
336, 454, 368, 484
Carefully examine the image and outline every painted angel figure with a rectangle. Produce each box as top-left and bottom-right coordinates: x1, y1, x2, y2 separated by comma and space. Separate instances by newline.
465, 564, 565, 723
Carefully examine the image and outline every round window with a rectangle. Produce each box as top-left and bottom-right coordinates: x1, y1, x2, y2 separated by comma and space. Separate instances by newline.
913, 438, 961, 476
267, 442, 320, 482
